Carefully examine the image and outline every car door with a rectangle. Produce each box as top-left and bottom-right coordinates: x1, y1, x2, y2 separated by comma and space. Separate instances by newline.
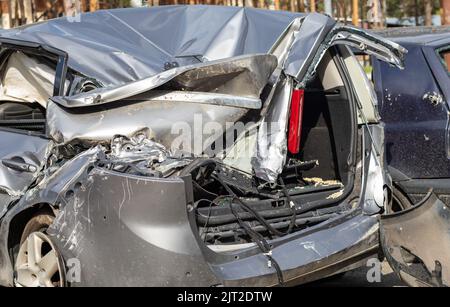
371, 39, 450, 287
0, 39, 68, 218
372, 39, 450, 208
0, 131, 50, 211
381, 192, 450, 286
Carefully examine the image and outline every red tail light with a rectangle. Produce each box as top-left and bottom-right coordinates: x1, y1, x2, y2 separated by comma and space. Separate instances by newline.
288, 89, 304, 154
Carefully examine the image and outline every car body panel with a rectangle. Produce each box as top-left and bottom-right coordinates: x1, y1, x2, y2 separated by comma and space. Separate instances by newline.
0, 142, 380, 286
48, 167, 221, 287
0, 131, 49, 196
373, 44, 450, 179
0, 131, 50, 218
372, 31, 450, 207
381, 192, 450, 286
52, 54, 278, 108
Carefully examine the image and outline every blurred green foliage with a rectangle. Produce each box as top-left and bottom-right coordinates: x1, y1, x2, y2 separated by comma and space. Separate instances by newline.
386, 0, 442, 18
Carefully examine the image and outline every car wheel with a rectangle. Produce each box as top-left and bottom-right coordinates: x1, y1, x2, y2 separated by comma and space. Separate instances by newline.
388, 186, 413, 213
14, 213, 65, 287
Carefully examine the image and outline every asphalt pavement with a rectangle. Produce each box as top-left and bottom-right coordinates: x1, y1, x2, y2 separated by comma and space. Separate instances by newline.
308, 260, 406, 287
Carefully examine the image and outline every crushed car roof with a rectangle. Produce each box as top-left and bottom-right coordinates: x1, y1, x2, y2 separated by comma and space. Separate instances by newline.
0, 6, 308, 87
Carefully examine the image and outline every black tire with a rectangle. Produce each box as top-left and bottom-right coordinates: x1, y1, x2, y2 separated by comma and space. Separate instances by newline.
19, 213, 54, 244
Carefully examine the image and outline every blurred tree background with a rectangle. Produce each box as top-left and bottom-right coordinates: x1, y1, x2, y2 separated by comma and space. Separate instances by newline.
386, 0, 443, 23
387, 0, 437, 17
0, 0, 448, 28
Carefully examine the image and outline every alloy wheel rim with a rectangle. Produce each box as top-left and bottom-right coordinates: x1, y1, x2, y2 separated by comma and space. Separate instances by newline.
15, 231, 65, 287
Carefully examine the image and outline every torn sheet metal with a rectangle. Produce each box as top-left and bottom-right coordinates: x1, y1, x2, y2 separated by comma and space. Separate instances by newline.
110, 132, 168, 162
250, 15, 406, 182
32, 146, 106, 199
256, 17, 302, 117
282, 13, 336, 81
268, 18, 303, 75
46, 97, 248, 156
252, 76, 293, 182
329, 26, 406, 69
381, 193, 450, 286
0, 7, 404, 91
296, 25, 407, 88
0, 6, 300, 87
51, 54, 277, 108
108, 133, 191, 177
46, 55, 278, 157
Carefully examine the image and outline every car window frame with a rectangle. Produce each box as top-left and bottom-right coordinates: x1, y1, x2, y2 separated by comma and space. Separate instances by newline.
0, 38, 68, 96
422, 42, 450, 108
0, 39, 68, 136
436, 45, 450, 77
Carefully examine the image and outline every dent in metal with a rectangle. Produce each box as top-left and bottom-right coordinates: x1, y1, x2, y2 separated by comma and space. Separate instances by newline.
46, 166, 219, 286
0, 131, 51, 197
108, 132, 192, 177
283, 13, 336, 80
52, 54, 277, 108
110, 132, 169, 162
47, 97, 248, 156
47, 54, 278, 158
252, 76, 293, 182
423, 91, 444, 106
0, 7, 300, 87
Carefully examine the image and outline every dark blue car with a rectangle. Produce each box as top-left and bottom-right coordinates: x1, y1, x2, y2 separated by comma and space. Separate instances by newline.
372, 28, 450, 212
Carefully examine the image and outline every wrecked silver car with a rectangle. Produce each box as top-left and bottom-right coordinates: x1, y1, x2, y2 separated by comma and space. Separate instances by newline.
0, 6, 434, 287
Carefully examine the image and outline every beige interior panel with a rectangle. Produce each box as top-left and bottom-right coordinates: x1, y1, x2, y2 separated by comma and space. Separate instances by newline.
0, 51, 55, 107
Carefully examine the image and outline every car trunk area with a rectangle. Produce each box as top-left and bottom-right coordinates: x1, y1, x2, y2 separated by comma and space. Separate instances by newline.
191, 50, 358, 249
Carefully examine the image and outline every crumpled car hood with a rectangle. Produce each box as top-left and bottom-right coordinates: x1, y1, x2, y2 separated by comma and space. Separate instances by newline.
0, 6, 303, 87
